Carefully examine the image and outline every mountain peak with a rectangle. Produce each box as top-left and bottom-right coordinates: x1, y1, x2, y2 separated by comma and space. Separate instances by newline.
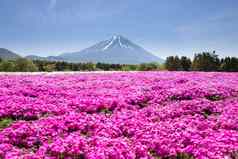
110, 35, 131, 42
102, 35, 134, 51
112, 35, 120, 39
58, 35, 164, 64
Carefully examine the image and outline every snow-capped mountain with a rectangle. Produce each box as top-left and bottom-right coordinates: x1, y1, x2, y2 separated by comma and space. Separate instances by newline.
59, 35, 164, 64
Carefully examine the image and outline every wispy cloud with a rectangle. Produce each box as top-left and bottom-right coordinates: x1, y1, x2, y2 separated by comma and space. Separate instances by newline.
46, 0, 128, 22
175, 25, 195, 33
175, 10, 238, 35
49, 0, 57, 10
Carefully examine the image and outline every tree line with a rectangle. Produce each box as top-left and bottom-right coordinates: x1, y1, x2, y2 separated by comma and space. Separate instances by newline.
0, 58, 38, 72
33, 60, 164, 72
0, 51, 237, 72
165, 51, 238, 72
0, 58, 163, 72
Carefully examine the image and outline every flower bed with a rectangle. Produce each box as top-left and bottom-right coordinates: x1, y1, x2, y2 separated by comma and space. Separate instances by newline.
0, 72, 238, 159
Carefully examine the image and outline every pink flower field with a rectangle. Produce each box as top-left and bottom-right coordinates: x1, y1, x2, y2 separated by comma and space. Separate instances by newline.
0, 72, 238, 159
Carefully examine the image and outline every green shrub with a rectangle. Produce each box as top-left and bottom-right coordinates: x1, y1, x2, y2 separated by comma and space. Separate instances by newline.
0, 118, 14, 129
15, 58, 38, 72
0, 61, 16, 72
138, 63, 159, 71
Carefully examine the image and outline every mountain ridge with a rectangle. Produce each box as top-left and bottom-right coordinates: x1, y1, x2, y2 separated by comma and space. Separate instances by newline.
1, 35, 164, 64
0, 48, 21, 60
57, 35, 164, 64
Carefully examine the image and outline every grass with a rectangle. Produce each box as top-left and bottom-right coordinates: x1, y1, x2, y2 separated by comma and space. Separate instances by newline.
0, 118, 14, 129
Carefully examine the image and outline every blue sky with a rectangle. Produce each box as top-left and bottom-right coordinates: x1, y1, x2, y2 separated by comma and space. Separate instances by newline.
0, 0, 238, 58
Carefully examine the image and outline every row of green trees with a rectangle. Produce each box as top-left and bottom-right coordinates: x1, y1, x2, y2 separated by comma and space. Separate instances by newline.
165, 51, 238, 72
0, 58, 38, 72
0, 58, 162, 72
33, 60, 163, 72
0, 51, 237, 72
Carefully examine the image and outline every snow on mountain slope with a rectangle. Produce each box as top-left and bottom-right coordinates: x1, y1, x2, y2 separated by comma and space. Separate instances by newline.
59, 35, 164, 64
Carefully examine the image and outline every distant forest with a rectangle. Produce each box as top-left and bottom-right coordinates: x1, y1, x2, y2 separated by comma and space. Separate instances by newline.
0, 51, 237, 72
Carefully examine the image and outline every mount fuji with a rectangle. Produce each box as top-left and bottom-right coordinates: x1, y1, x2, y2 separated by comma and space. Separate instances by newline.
27, 35, 164, 64
59, 35, 163, 64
